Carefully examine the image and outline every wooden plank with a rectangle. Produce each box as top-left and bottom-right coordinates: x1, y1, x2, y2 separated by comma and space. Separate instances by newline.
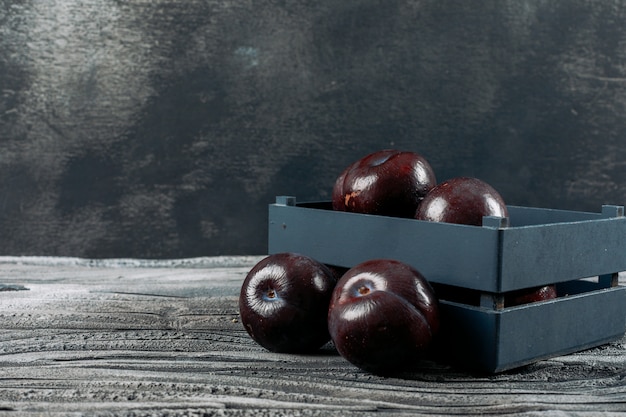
1, 256, 625, 415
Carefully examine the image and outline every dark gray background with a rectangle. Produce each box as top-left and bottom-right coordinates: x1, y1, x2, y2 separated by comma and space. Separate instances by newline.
1, 1, 625, 258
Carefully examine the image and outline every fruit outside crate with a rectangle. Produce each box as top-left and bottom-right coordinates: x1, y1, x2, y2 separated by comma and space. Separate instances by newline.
268, 196, 626, 373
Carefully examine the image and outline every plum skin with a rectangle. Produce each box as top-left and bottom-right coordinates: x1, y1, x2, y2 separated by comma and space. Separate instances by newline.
505, 284, 558, 306
332, 149, 437, 218
328, 259, 439, 375
416, 176, 508, 226
239, 253, 337, 353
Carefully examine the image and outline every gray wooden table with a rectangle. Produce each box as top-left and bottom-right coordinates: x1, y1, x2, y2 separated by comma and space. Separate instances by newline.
1, 256, 625, 416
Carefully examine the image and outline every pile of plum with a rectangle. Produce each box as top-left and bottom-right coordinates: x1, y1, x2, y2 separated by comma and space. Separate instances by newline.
239, 149, 556, 375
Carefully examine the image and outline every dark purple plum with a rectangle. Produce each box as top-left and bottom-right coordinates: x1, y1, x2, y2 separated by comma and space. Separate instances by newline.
415, 176, 508, 225
505, 284, 558, 307
332, 149, 437, 218
239, 253, 337, 353
328, 259, 439, 375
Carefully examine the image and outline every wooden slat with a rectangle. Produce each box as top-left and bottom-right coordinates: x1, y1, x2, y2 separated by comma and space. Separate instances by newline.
1, 257, 625, 415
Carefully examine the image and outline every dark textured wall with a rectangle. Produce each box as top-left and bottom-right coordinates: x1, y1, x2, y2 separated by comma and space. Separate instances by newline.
1, 1, 626, 258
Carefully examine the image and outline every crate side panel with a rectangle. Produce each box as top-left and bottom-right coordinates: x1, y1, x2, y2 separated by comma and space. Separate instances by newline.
439, 286, 626, 373
437, 301, 499, 372
507, 205, 601, 227
500, 218, 626, 291
269, 204, 502, 291
495, 286, 626, 371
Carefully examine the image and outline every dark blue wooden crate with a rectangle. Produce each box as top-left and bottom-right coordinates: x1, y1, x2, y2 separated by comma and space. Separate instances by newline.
268, 196, 626, 372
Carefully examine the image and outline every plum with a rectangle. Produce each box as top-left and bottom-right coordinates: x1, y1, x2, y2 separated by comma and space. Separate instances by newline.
239, 253, 337, 353
505, 284, 558, 307
332, 150, 437, 218
328, 259, 439, 375
415, 176, 508, 226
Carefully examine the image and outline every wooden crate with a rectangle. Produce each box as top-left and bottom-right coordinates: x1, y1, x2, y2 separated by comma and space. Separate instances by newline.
268, 196, 626, 372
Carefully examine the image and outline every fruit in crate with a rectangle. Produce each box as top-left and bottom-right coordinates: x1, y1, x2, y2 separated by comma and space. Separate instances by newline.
239, 253, 337, 353
415, 176, 508, 225
505, 284, 558, 307
332, 149, 437, 218
328, 259, 439, 375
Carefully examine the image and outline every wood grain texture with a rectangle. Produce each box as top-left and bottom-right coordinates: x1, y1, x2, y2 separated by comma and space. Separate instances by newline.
1, 256, 625, 416
2, 1, 626, 258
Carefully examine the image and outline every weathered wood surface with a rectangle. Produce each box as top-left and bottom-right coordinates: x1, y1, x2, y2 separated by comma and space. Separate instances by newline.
1, 256, 625, 416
